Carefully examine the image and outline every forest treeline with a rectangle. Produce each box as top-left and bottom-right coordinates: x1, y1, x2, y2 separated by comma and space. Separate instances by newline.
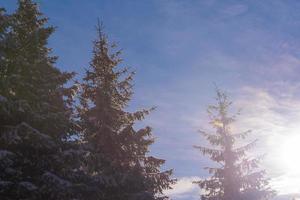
0, 1, 275, 200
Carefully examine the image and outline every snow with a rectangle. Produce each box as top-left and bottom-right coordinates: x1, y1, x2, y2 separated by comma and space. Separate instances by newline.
0, 150, 14, 159
19, 181, 38, 191
0, 95, 7, 102
0, 150, 15, 167
42, 172, 72, 188
17, 122, 56, 148
0, 181, 13, 191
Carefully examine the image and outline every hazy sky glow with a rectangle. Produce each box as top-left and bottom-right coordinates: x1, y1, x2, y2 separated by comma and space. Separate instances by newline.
3, 0, 300, 199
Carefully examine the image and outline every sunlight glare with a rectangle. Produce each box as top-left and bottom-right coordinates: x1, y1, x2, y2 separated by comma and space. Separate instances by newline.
279, 134, 300, 173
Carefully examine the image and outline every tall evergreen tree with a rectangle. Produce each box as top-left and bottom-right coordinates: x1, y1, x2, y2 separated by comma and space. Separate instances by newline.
193, 89, 275, 200
78, 23, 175, 200
0, 1, 88, 199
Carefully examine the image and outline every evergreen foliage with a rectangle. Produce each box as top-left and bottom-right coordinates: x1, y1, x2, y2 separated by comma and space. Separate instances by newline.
194, 88, 275, 200
1, 1, 279, 200
78, 23, 175, 200
0, 1, 88, 199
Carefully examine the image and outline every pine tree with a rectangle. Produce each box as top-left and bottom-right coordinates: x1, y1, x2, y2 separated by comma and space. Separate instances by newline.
0, 7, 10, 49
78, 23, 175, 200
193, 88, 275, 200
0, 1, 89, 199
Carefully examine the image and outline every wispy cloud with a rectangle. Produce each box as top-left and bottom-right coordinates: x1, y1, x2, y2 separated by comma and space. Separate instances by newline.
234, 85, 300, 195
164, 176, 200, 200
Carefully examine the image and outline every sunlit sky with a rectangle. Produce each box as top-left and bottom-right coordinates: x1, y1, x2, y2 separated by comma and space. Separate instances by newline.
4, 0, 300, 199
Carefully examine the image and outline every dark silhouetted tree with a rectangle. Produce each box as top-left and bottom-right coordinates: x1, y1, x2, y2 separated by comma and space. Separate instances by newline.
78, 23, 175, 200
194, 88, 275, 200
0, 1, 90, 199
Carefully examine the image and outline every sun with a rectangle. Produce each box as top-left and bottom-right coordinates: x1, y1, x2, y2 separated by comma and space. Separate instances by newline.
278, 134, 300, 173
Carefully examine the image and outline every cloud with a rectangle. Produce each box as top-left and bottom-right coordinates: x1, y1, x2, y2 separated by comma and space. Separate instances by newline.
233, 85, 300, 195
177, 84, 300, 197
252, 53, 300, 82
164, 176, 200, 200
142, 76, 300, 197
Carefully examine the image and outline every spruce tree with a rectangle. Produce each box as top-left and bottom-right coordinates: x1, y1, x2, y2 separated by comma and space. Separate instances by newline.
78, 23, 175, 200
194, 89, 275, 200
0, 1, 88, 199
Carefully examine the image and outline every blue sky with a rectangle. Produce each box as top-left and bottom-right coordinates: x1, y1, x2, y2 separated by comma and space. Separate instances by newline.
3, 0, 300, 199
